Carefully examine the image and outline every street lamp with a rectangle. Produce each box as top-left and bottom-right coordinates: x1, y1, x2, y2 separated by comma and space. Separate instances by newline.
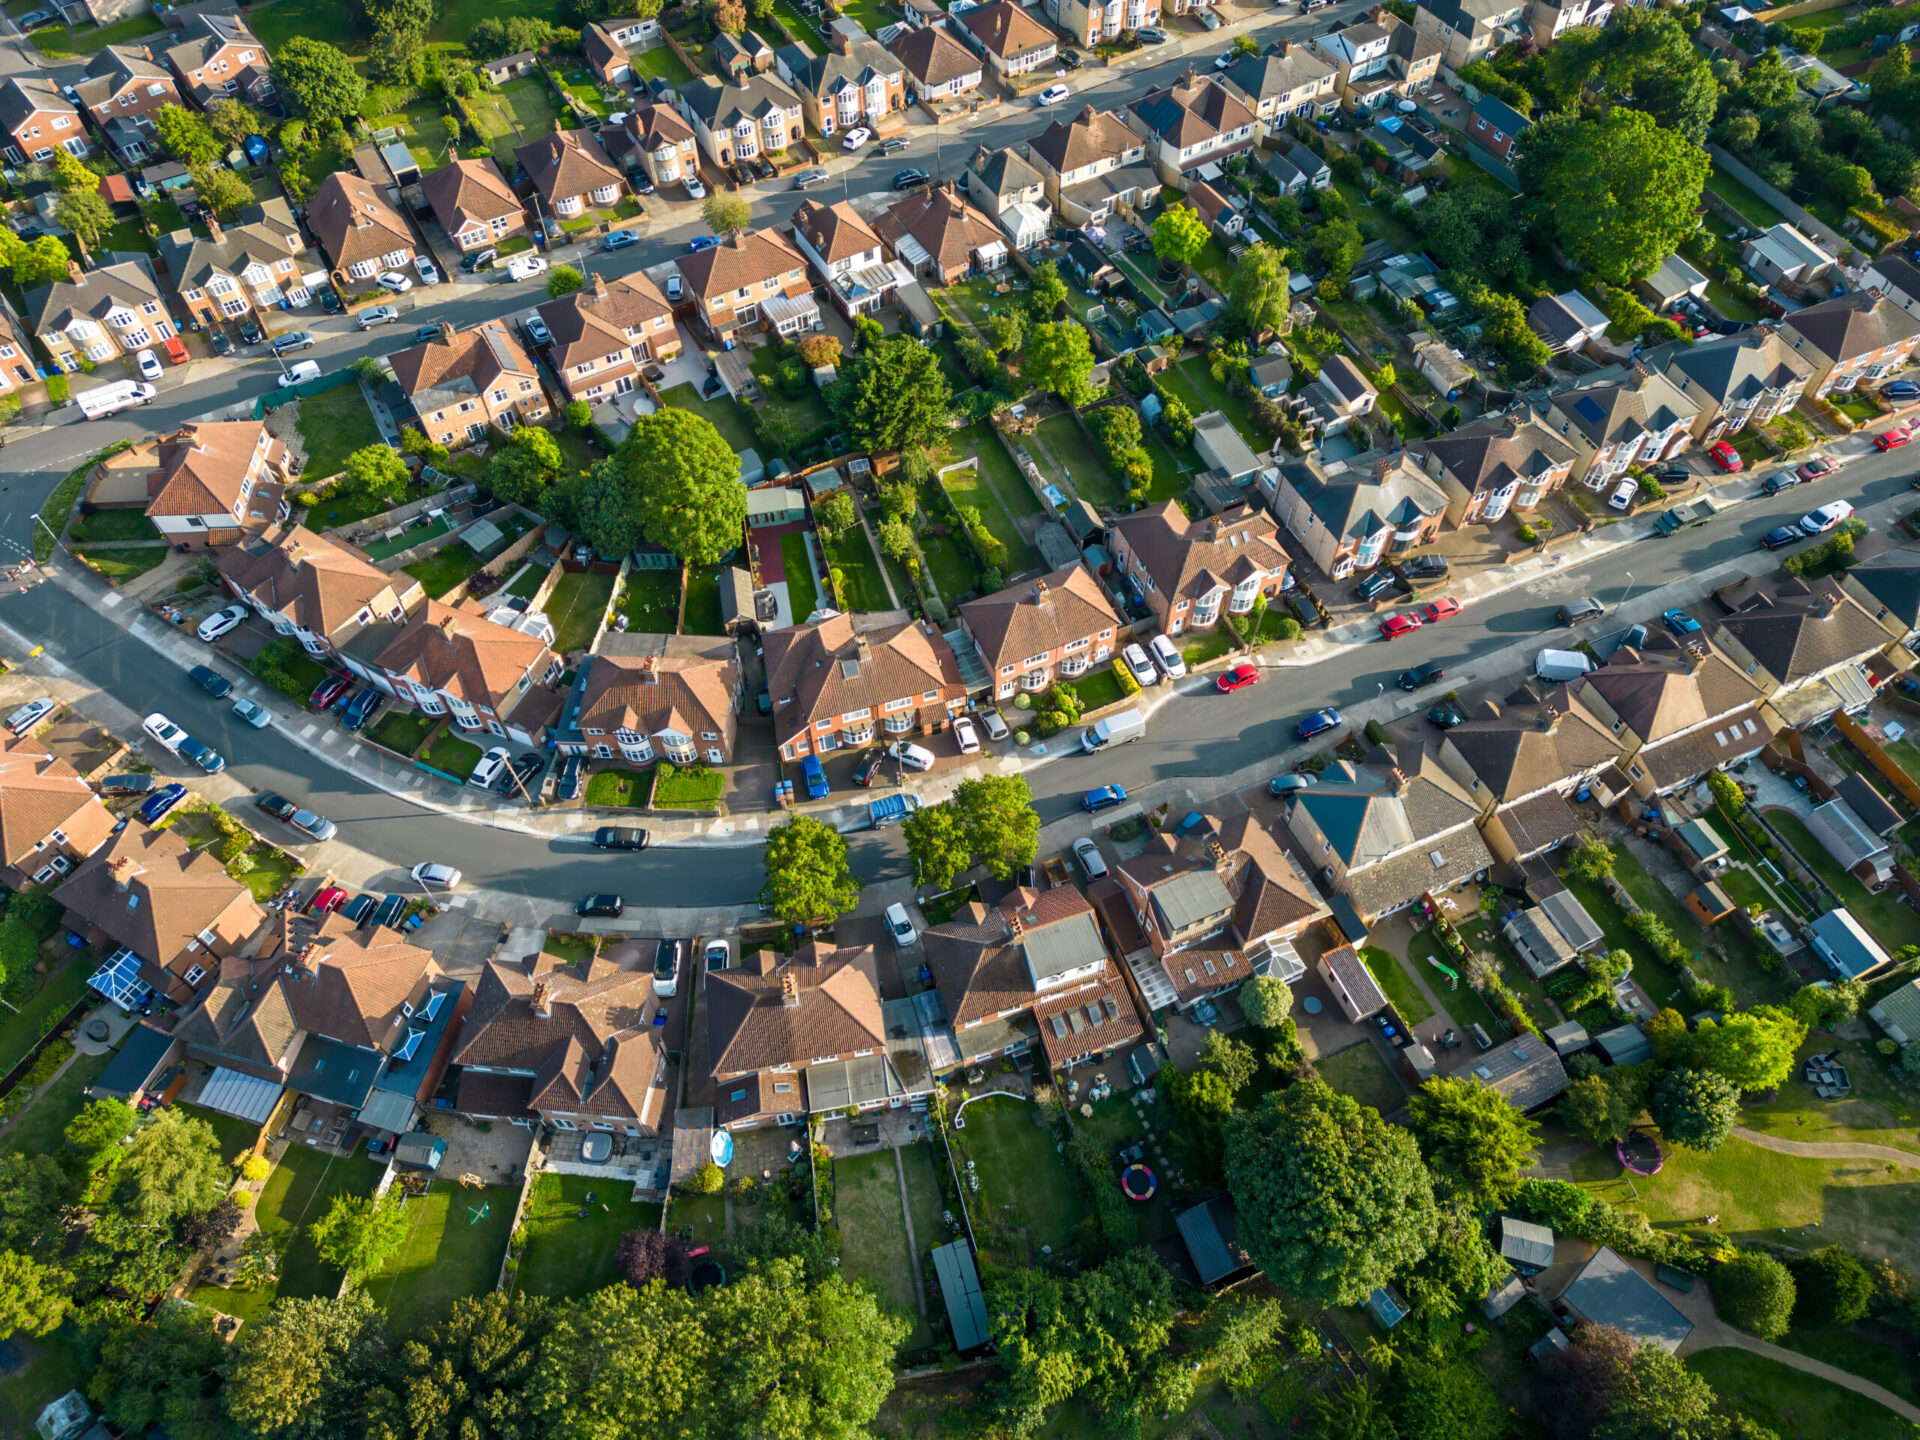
1618, 572, 1636, 610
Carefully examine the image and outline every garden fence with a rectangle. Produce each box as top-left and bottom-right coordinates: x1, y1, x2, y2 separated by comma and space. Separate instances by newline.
252, 367, 354, 419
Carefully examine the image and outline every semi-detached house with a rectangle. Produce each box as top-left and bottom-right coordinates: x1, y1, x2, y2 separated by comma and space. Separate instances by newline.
1125, 71, 1258, 185
775, 32, 904, 139
1574, 633, 1773, 797
162, 13, 274, 110
556, 634, 742, 768
1778, 293, 1920, 399
1024, 104, 1153, 227
0, 76, 90, 163
1650, 329, 1813, 445
1435, 687, 1624, 864
217, 524, 424, 660
955, 1, 1058, 77
1310, 8, 1441, 113
535, 269, 680, 404
764, 614, 966, 762
158, 200, 318, 327
961, 145, 1050, 251
790, 198, 897, 320
1268, 449, 1448, 581
1109, 501, 1289, 638
1533, 366, 1697, 489
421, 158, 527, 256
28, 256, 176, 373
0, 738, 116, 892
307, 171, 416, 290
679, 71, 806, 169
958, 566, 1123, 702
1046, 0, 1161, 48
1711, 574, 1904, 731
674, 226, 818, 341
1410, 413, 1575, 527
73, 43, 179, 165
604, 104, 700, 191
874, 183, 1008, 285
516, 125, 626, 223
1221, 41, 1338, 131
389, 319, 547, 446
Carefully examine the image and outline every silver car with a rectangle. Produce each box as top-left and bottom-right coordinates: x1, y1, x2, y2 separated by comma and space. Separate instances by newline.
1071, 836, 1108, 881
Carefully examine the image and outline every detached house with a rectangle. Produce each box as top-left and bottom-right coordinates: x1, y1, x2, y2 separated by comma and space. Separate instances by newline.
1221, 41, 1338, 130
28, 256, 175, 373
421, 158, 526, 256
1778, 294, 1920, 399
1310, 8, 1441, 113
535, 270, 680, 405
790, 198, 897, 320
307, 170, 416, 290
161, 13, 274, 110
604, 104, 700, 191
1269, 449, 1449, 581
1, 76, 90, 163
962, 145, 1050, 251
887, 25, 984, 107
1411, 413, 1575, 527
1109, 501, 1289, 639
776, 31, 904, 140
389, 319, 546, 446
557, 634, 741, 768
73, 43, 178, 165
140, 419, 293, 549
1024, 105, 1153, 226
1575, 635, 1773, 797
218, 524, 422, 659
959, 566, 1122, 702
674, 226, 817, 341
0, 738, 116, 891
875, 183, 1008, 284
1436, 689, 1624, 865
763, 614, 967, 762
679, 72, 806, 169
1651, 329, 1813, 445
1125, 71, 1258, 184
582, 16, 665, 85
1466, 93, 1529, 164
1534, 367, 1697, 489
955, 1, 1058, 77
516, 125, 626, 223
158, 200, 317, 327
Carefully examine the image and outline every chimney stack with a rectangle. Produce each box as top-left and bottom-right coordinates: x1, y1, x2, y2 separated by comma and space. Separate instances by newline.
204, 213, 223, 242
854, 632, 871, 663
1390, 766, 1409, 794
107, 855, 141, 891
437, 320, 456, 346
438, 613, 461, 643
1031, 578, 1047, 607
1277, 38, 1291, 56
780, 970, 799, 1007
67, 258, 85, 285
531, 977, 551, 1017
592, 270, 608, 300
639, 654, 658, 685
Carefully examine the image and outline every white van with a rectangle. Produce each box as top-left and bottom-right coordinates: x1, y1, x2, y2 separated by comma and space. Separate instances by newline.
1535, 648, 1594, 682
277, 360, 321, 387
1080, 707, 1145, 753
75, 379, 156, 419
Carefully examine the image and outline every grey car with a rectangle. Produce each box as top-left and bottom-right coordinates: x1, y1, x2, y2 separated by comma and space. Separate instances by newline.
1556, 596, 1605, 625
1071, 836, 1108, 881
792, 167, 830, 189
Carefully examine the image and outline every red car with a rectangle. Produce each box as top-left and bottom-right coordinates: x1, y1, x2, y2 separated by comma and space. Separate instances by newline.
1708, 441, 1744, 472
1876, 427, 1912, 452
308, 886, 347, 914
310, 674, 352, 709
1379, 612, 1423, 640
1215, 663, 1260, 693
1796, 455, 1835, 481
1422, 596, 1462, 623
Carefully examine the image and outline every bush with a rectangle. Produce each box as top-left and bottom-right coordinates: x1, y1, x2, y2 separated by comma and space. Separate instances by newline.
776, 355, 809, 399
686, 1160, 724, 1195
46, 373, 69, 405
1790, 1246, 1875, 1329
1718, 1251, 1796, 1340
565, 399, 592, 428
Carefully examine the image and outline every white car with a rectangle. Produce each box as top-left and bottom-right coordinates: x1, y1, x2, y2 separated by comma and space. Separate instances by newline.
468, 746, 510, 789
1608, 478, 1638, 511
704, 938, 731, 972
143, 712, 189, 753
231, 698, 272, 729
888, 741, 936, 772
1148, 633, 1186, 680
506, 254, 548, 282
1799, 500, 1854, 534
684, 173, 707, 199
414, 254, 440, 285
277, 360, 320, 387
377, 270, 414, 293
135, 348, 162, 381
953, 716, 980, 754
1037, 83, 1070, 105
884, 902, 918, 947
1122, 642, 1159, 687
841, 126, 872, 150
196, 603, 249, 642
410, 862, 462, 889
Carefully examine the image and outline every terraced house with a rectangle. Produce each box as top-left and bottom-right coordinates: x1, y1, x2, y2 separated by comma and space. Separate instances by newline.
558, 635, 741, 768
217, 524, 423, 658
535, 270, 680, 405
138, 419, 293, 549
673, 227, 817, 341
307, 170, 416, 290
0, 738, 116, 891
421, 157, 527, 255
764, 614, 967, 762
1650, 329, 1813, 444
28, 256, 174, 373
517, 125, 626, 225
161, 12, 273, 110
389, 319, 547, 445
775, 30, 904, 139
158, 201, 318, 327
1109, 501, 1290, 638
0, 76, 89, 162
958, 566, 1123, 702
679, 71, 806, 169
1411, 413, 1576, 527
72, 42, 178, 165
1125, 71, 1258, 184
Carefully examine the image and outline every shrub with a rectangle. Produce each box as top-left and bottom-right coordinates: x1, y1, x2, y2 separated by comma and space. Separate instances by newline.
565, 399, 592, 428
686, 1160, 724, 1195
1790, 1246, 1875, 1329
1718, 1251, 1796, 1340
46, 373, 69, 405
776, 355, 809, 399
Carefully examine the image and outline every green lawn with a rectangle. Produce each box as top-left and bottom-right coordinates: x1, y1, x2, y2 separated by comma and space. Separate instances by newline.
833, 1150, 925, 1349
1743, 1038, 1920, 1158
294, 384, 384, 485
543, 933, 597, 963
1140, 430, 1196, 504
1360, 946, 1434, 1026
1179, 628, 1235, 669
1766, 809, 1920, 952
682, 565, 728, 635
1034, 413, 1123, 509
659, 382, 759, 453
942, 460, 1039, 578
961, 420, 1044, 515
1314, 1041, 1405, 1116
368, 709, 435, 756
545, 570, 617, 654
402, 540, 488, 599
77, 546, 169, 582
417, 730, 484, 782
0, 1048, 114, 1159
507, 561, 549, 599
473, 76, 563, 166
951, 1096, 1079, 1268
0, 956, 94, 1071
29, 11, 163, 57
780, 531, 820, 623
246, 0, 365, 63
824, 523, 892, 612
1560, 869, 1686, 1011
0, 1325, 89, 1440
899, 1143, 948, 1278
1330, 177, 1417, 252
617, 566, 681, 633
237, 845, 304, 906
1706, 166, 1791, 231
1065, 665, 1125, 714
748, 348, 836, 449
1169, 357, 1262, 441
365, 1182, 518, 1332
1777, 1325, 1920, 1411
1687, 1348, 1905, 1439
515, 1172, 662, 1301
584, 767, 650, 807
653, 764, 724, 809
1407, 927, 1511, 1041
631, 44, 693, 85
68, 509, 160, 544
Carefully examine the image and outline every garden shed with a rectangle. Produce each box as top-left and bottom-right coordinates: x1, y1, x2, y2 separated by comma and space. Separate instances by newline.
1177, 1199, 1255, 1289
1554, 1246, 1694, 1353
932, 1240, 990, 1354
1593, 1023, 1653, 1066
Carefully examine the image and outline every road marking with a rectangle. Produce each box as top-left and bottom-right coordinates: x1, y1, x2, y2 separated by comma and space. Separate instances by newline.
301, 722, 318, 738
99, 592, 122, 607
319, 730, 339, 746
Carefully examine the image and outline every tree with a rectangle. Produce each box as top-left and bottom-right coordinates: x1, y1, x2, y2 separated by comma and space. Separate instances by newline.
225, 1291, 389, 1440
1564, 836, 1617, 883
1593, 1343, 1718, 1440
1393, 1350, 1507, 1440
761, 814, 860, 924
1314, 1378, 1400, 1440
1869, 44, 1912, 115
1690, 1006, 1804, 1092
1028, 260, 1068, 320
1789, 1246, 1875, 1329
1311, 216, 1365, 284
1193, 1293, 1289, 1400
616, 408, 746, 564
188, 163, 253, 220
52, 149, 96, 195
1417, 181, 1524, 283
178, 1195, 243, 1251
55, 188, 114, 255
87, 1301, 231, 1438
1790, 976, 1865, 1031
1650, 1067, 1740, 1152
554, 458, 645, 558
155, 105, 224, 167
0, 1250, 70, 1340
701, 192, 752, 237
1559, 1073, 1634, 1145
796, 333, 841, 369
0, 1153, 76, 1252
830, 335, 952, 455
63, 1097, 138, 1178
206, 98, 266, 146
1238, 974, 1293, 1029
544, 263, 585, 298
113, 1106, 226, 1225
903, 799, 973, 891
1401, 1194, 1510, 1323
1023, 320, 1099, 408
272, 38, 368, 129
1516, 108, 1710, 284
400, 425, 448, 466
1226, 241, 1292, 339
1223, 1079, 1439, 1306
237, 1231, 279, 1289
309, 1191, 411, 1278
1150, 204, 1210, 268
488, 432, 561, 509
342, 444, 410, 508
363, 1292, 553, 1440
1407, 1075, 1539, 1208
951, 775, 1039, 881
616, 1227, 693, 1289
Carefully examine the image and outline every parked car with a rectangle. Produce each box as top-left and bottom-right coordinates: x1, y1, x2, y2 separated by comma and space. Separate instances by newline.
238, 318, 265, 346
142, 713, 189, 752
1215, 663, 1260, 692
231, 698, 271, 728
1082, 784, 1127, 813
685, 234, 719, 253
340, 687, 381, 730
1071, 836, 1109, 881
178, 737, 225, 773
1556, 597, 1605, 625
460, 247, 498, 272
1761, 469, 1801, 495
1428, 701, 1466, 729
1760, 524, 1803, 550
1148, 633, 1186, 680
135, 348, 162, 381
1037, 83, 1070, 105
341, 894, 378, 925
412, 324, 441, 343
1648, 464, 1690, 482
1379, 611, 1422, 640
414, 255, 440, 285
411, 862, 462, 889
593, 826, 650, 850
468, 746, 510, 790
704, 939, 731, 971
1662, 608, 1702, 636
841, 126, 873, 149
577, 894, 624, 918
506, 254, 548, 282
1800, 500, 1854, 534
196, 603, 249, 642
604, 230, 639, 250
523, 311, 551, 346
4, 698, 55, 737
1269, 773, 1318, 796
1295, 709, 1341, 741
1138, 25, 1168, 41
270, 330, 315, 354
139, 783, 188, 824
793, 167, 830, 189
665, 274, 684, 302
878, 136, 910, 154
1876, 426, 1913, 452
1354, 569, 1398, 601
1398, 661, 1445, 691
1708, 440, 1744, 471
653, 938, 684, 996
953, 715, 980, 753
981, 709, 1009, 742
556, 754, 583, 801
358, 305, 400, 328
310, 675, 352, 709
288, 807, 337, 841
376, 271, 414, 293
884, 902, 918, 946
892, 168, 931, 189
1121, 643, 1158, 687
1212, 49, 1236, 69
1608, 478, 1638, 510
97, 774, 155, 796
888, 741, 936, 772
683, 174, 707, 199
1422, 596, 1462, 623
1883, 380, 1920, 401
254, 790, 298, 821
209, 331, 233, 357
188, 664, 231, 698
496, 752, 545, 797
853, 751, 885, 787
1797, 455, 1836, 481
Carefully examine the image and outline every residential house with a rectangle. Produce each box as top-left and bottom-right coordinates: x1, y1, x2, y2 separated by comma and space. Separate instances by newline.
61, 822, 265, 1009
535, 270, 680, 404
705, 942, 887, 1130
27, 256, 176, 373
516, 125, 626, 224
1268, 449, 1450, 581
1410, 412, 1576, 527
1413, 0, 1527, 69
421, 158, 527, 255
679, 71, 807, 169
555, 633, 741, 767
874, 183, 1009, 283
954, 1, 1058, 77
960, 145, 1050, 251
1046, 0, 1161, 48
1741, 223, 1836, 289
217, 523, 423, 659
1465, 92, 1529, 163
582, 16, 665, 85
1024, 104, 1154, 226
73, 43, 178, 165
140, 419, 293, 549
604, 104, 701, 191
1651, 329, 1814, 444
790, 198, 899, 319
776, 31, 905, 140
0, 738, 116, 891
453, 951, 666, 1134
1573, 634, 1773, 798
1283, 745, 1494, 921
1528, 291, 1610, 354
1468, 1033, 1570, 1111
762, 613, 967, 762
1843, 542, 1920, 649
1365, 119, 1443, 183
958, 566, 1122, 702
923, 886, 1142, 1073
1, 76, 90, 163
1779, 293, 1920, 398
0, 303, 35, 402
714, 29, 777, 78
1124, 71, 1258, 184
1303, 353, 1378, 434
158, 201, 317, 328
1862, 253, 1920, 322
674, 226, 818, 341
1310, 8, 1441, 113
389, 319, 546, 445
1534, 366, 1698, 489
357, 600, 563, 744
307, 170, 416, 290
1435, 687, 1624, 864
161, 13, 274, 110
1639, 252, 1710, 312
1711, 573, 1903, 729
1221, 40, 1338, 131
1108, 501, 1290, 638
888, 25, 984, 107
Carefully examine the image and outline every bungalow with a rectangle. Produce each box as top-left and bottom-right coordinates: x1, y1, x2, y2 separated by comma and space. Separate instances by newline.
954, 1, 1057, 78
887, 24, 984, 107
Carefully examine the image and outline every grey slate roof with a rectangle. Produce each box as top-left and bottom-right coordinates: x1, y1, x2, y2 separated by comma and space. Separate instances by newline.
1559, 1246, 1695, 1352
777, 36, 898, 101
1654, 330, 1812, 408
27, 255, 165, 334
681, 72, 803, 129
1836, 773, 1901, 837
1221, 48, 1333, 106
156, 199, 308, 295
1280, 456, 1448, 541
966, 144, 1043, 201
1846, 543, 1920, 630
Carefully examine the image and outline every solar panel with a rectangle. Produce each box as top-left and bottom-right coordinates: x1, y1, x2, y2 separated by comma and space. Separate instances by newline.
1573, 396, 1607, 424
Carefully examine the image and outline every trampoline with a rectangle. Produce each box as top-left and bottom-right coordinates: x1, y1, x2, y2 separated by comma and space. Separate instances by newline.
1120, 1164, 1156, 1201
688, 1260, 726, 1293
710, 1131, 734, 1167
1617, 1129, 1665, 1176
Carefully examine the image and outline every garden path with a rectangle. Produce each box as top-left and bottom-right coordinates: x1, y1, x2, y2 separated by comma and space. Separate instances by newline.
1728, 1126, 1920, 1168
892, 1146, 929, 1321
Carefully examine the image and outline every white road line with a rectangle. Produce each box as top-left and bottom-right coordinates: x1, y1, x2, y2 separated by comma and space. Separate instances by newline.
300, 722, 318, 738
319, 730, 339, 746
100, 591, 123, 607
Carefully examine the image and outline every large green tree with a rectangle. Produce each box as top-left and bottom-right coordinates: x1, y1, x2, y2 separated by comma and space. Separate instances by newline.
55, 189, 113, 255
1690, 1005, 1804, 1092
1580, 9, 1722, 143
1716, 1252, 1795, 1341
0, 1250, 70, 1340
1558, 1073, 1635, 1145
1516, 107, 1709, 284
155, 105, 224, 167
1406, 1075, 1538, 1208
225, 1291, 389, 1440
188, 163, 253, 221
1023, 321, 1099, 408
1150, 204, 1210, 268
1789, 1246, 1875, 1329
1237, 974, 1293, 1029
1650, 1067, 1741, 1152
1393, 1350, 1507, 1440
902, 797, 973, 891
308, 1192, 411, 1279
950, 774, 1039, 880
63, 1097, 138, 1179
0, 1153, 73, 1253
363, 1292, 554, 1440
1594, 1341, 1719, 1440
113, 1107, 226, 1225
829, 336, 952, 456
87, 1301, 232, 1439
1398, 1195, 1510, 1323
761, 814, 861, 924
1223, 1078, 1439, 1306
271, 38, 368, 129
342, 443, 410, 508
1311, 216, 1365, 284
1226, 241, 1291, 338
555, 458, 646, 558
615, 408, 745, 565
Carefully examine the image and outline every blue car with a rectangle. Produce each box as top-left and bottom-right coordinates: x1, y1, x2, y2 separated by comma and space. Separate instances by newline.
801, 753, 828, 800
1083, 785, 1128, 814
1661, 608, 1701, 637
1296, 709, 1342, 741
686, 235, 720, 253
340, 688, 381, 730
178, 737, 225, 774
1885, 380, 1920, 401
138, 782, 187, 824
604, 230, 639, 251
1760, 524, 1803, 550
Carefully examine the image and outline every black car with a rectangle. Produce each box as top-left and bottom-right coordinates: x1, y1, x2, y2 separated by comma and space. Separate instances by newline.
1428, 701, 1466, 729
877, 136, 910, 155
578, 894, 625, 918
97, 773, 155, 796
892, 168, 931, 190
238, 318, 265, 346
461, 247, 498, 272
1398, 661, 1445, 691
593, 825, 650, 850
188, 664, 232, 698
254, 790, 299, 821
497, 752, 546, 798
1760, 524, 1803, 550
340, 688, 381, 730
1761, 471, 1801, 495
1060, 47, 1084, 68
208, 331, 233, 357
1399, 555, 1450, 581
341, 893, 379, 926
556, 754, 583, 801
853, 752, 885, 787
315, 288, 342, 314
1649, 464, 1690, 483
413, 324, 442, 343
1354, 569, 1398, 602
370, 893, 408, 931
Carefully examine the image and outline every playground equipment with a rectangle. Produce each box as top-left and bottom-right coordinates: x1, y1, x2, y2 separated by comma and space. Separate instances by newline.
1120, 1164, 1156, 1201
1617, 1130, 1665, 1177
